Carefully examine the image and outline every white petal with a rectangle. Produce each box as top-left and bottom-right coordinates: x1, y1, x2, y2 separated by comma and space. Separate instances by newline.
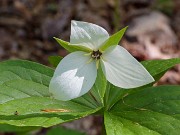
100, 46, 154, 88
49, 52, 97, 101
70, 20, 109, 50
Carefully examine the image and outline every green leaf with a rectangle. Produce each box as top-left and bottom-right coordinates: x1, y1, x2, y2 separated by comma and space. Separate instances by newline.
47, 127, 86, 135
0, 97, 100, 127
72, 93, 100, 109
54, 37, 91, 52
100, 26, 128, 51
0, 60, 101, 127
90, 65, 107, 105
0, 60, 53, 87
105, 85, 180, 135
104, 84, 151, 111
0, 124, 37, 133
141, 58, 180, 81
104, 112, 160, 135
48, 56, 63, 67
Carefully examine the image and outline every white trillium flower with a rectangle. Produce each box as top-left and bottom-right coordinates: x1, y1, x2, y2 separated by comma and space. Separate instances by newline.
49, 20, 154, 101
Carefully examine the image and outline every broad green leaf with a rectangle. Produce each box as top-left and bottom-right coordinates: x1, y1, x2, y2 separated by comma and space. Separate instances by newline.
0, 124, 37, 133
91, 65, 107, 105
48, 56, 63, 67
141, 58, 180, 81
105, 85, 180, 135
104, 84, 151, 111
72, 93, 100, 109
0, 97, 100, 127
104, 112, 160, 135
46, 127, 86, 135
54, 37, 91, 53
0, 60, 53, 86
0, 60, 101, 127
100, 26, 128, 51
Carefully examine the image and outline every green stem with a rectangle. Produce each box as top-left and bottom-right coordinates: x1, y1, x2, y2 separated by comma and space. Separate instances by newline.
113, 0, 121, 32
102, 116, 107, 135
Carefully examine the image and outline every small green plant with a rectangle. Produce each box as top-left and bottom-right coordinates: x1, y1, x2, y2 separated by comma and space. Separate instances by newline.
0, 21, 180, 135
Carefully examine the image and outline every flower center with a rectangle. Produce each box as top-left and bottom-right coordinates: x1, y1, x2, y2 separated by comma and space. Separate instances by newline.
91, 50, 102, 60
